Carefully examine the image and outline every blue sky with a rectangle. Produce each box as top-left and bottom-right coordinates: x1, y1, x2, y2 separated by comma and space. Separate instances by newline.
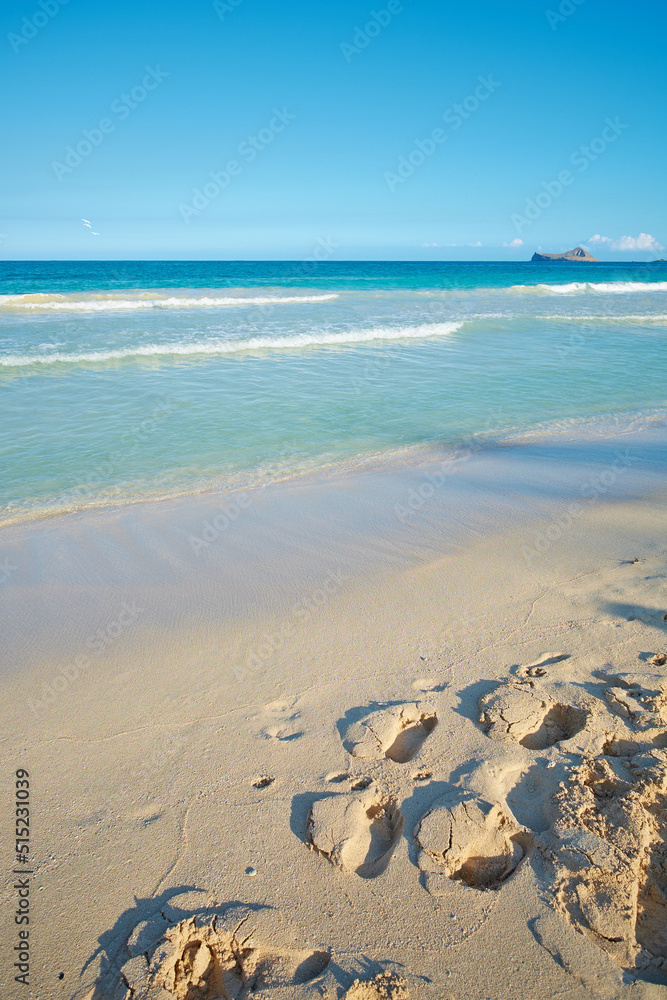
1, 0, 665, 260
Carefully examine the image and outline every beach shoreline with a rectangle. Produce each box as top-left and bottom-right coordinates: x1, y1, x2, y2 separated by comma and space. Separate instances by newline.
2, 261, 666, 531
1, 422, 666, 998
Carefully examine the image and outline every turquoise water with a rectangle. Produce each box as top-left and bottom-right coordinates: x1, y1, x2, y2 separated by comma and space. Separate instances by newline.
1, 261, 666, 523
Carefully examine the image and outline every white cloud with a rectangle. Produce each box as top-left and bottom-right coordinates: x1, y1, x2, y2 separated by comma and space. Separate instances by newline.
503, 238, 523, 247
586, 232, 664, 253
610, 233, 664, 252
421, 242, 440, 247
468, 241, 482, 247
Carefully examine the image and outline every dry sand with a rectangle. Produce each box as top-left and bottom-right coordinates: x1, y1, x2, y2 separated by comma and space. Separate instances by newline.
1, 430, 666, 999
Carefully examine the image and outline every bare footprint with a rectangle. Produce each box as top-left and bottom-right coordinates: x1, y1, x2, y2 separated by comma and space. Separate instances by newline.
478, 684, 588, 749
343, 703, 437, 763
415, 792, 531, 891
515, 652, 570, 679
412, 677, 447, 693
518, 704, 590, 750
350, 777, 372, 791
259, 698, 304, 741
121, 913, 331, 998
308, 792, 404, 879
345, 970, 410, 998
603, 732, 667, 757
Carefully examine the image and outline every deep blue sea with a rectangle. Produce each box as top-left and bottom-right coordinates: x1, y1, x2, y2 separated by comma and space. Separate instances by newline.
1, 260, 666, 523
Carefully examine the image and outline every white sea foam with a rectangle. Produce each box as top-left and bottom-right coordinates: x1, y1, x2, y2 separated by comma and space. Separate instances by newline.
509, 281, 667, 295
470, 312, 667, 323
530, 313, 667, 323
0, 292, 340, 312
0, 321, 464, 367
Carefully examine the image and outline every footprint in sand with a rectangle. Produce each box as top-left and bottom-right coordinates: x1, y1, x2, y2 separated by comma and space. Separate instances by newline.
350, 777, 372, 791
602, 671, 667, 731
412, 676, 448, 693
414, 791, 532, 891
603, 731, 667, 756
343, 703, 438, 763
259, 698, 304, 741
119, 910, 331, 999
478, 683, 588, 750
515, 651, 570, 679
345, 971, 410, 999
252, 775, 275, 789
308, 791, 404, 879
545, 749, 667, 978
324, 772, 373, 790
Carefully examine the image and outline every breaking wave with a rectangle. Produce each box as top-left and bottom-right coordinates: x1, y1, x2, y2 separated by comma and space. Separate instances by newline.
0, 321, 464, 367
0, 291, 340, 312
508, 281, 667, 295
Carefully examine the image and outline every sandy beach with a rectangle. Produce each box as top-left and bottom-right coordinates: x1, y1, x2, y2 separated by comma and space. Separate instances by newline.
1, 423, 666, 999
3, 0, 667, 994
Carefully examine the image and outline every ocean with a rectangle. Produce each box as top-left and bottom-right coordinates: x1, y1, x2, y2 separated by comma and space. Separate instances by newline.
1, 260, 666, 525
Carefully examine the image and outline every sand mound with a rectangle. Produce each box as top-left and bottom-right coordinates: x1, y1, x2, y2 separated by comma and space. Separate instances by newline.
603, 672, 667, 729
546, 749, 667, 976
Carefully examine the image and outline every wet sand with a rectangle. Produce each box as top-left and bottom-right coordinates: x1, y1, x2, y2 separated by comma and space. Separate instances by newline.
1, 424, 666, 999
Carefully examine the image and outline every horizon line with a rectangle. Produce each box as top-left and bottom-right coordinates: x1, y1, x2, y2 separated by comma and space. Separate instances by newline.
1, 257, 665, 264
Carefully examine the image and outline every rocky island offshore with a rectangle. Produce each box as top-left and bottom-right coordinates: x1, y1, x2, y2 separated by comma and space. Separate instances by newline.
531, 246, 599, 261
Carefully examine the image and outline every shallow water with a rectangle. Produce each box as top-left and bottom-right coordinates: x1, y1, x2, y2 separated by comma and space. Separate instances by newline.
1, 260, 666, 523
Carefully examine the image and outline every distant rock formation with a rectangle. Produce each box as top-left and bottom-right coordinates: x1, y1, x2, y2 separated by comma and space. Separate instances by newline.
531, 246, 599, 262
